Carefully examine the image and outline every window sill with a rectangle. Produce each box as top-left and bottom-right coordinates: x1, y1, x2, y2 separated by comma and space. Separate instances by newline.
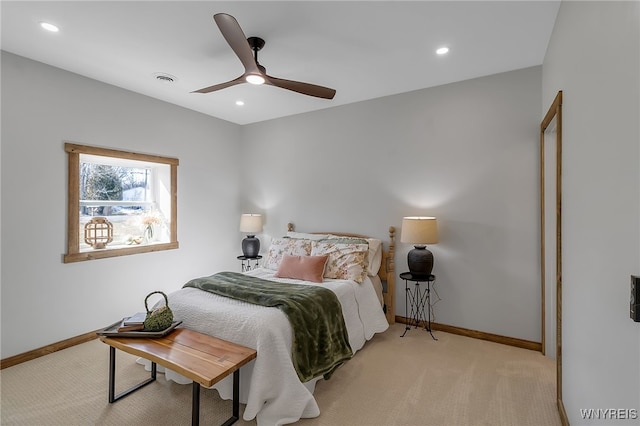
63, 241, 179, 263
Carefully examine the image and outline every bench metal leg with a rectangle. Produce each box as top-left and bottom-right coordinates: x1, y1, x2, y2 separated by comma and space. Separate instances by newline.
232, 368, 239, 421
192, 382, 200, 426
221, 369, 240, 426
193, 369, 240, 426
108, 346, 156, 403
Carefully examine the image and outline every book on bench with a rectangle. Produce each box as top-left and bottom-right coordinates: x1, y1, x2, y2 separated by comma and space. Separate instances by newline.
117, 312, 146, 332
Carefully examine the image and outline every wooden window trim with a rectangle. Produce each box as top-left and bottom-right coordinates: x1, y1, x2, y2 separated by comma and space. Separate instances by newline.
63, 142, 179, 263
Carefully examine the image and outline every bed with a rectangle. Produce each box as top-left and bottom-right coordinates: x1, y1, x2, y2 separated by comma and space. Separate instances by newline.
144, 224, 396, 425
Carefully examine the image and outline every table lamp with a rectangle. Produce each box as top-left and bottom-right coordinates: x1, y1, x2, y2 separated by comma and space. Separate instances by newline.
239, 214, 263, 258
401, 216, 438, 278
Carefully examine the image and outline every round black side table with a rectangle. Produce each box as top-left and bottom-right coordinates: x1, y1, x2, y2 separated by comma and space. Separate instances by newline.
237, 255, 262, 272
400, 272, 437, 340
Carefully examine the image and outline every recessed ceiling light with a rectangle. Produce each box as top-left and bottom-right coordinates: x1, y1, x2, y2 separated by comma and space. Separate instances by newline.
235, 100, 245, 106
39, 22, 59, 32
436, 47, 450, 55
152, 73, 177, 84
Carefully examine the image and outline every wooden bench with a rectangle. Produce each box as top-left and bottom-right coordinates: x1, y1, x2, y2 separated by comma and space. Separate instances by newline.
100, 328, 257, 426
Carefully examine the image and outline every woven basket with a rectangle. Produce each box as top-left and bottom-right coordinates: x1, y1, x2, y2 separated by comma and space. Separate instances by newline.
143, 291, 174, 332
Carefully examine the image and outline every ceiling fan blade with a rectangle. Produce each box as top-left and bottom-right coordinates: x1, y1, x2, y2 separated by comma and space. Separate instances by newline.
192, 75, 245, 94
265, 75, 336, 99
213, 13, 260, 74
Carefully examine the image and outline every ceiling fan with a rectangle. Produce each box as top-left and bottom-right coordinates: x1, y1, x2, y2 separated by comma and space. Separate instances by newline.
192, 13, 336, 100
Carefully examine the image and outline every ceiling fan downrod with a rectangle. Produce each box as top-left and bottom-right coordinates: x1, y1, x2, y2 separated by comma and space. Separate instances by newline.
247, 36, 265, 63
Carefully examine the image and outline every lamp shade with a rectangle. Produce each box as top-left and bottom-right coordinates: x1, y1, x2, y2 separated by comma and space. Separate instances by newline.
401, 216, 438, 278
239, 214, 263, 234
400, 217, 438, 245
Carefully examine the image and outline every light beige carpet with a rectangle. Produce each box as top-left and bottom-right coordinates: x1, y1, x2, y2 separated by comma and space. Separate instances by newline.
1, 324, 561, 426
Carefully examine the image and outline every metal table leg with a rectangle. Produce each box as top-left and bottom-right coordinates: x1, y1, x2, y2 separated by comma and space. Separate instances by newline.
108, 346, 157, 403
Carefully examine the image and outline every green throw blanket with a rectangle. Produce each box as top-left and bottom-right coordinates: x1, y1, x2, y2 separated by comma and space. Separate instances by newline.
183, 271, 353, 382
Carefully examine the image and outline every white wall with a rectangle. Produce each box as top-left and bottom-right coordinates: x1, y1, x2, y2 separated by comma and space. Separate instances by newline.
542, 1, 640, 424
0, 54, 545, 358
240, 66, 543, 342
0, 52, 242, 358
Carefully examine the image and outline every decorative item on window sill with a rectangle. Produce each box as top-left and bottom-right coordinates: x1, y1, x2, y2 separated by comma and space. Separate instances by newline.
400, 216, 439, 278
240, 213, 263, 258
84, 217, 113, 249
144, 224, 154, 242
142, 213, 162, 243
144, 291, 174, 332
126, 236, 143, 245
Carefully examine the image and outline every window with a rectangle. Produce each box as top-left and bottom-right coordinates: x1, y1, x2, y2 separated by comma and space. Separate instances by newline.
64, 143, 178, 263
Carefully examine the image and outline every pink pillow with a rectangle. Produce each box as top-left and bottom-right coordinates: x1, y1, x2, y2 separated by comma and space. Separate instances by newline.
274, 254, 329, 283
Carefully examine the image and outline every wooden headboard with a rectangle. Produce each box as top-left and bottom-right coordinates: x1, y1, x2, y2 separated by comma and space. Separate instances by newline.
286, 223, 396, 324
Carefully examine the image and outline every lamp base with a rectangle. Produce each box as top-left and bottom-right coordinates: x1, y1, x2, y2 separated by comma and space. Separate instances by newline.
242, 235, 260, 258
407, 245, 434, 278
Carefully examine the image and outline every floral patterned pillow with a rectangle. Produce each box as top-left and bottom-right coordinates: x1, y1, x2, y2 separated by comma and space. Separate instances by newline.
263, 238, 312, 270
311, 241, 369, 283
325, 236, 382, 276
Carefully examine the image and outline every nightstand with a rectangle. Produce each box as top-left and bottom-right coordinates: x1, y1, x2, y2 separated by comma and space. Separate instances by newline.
399, 272, 437, 340
237, 255, 262, 272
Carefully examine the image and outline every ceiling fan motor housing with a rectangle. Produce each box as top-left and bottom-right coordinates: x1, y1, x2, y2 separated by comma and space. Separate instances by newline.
247, 36, 265, 51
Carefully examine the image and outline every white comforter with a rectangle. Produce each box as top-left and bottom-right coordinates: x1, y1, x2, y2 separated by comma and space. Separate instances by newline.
148, 268, 389, 426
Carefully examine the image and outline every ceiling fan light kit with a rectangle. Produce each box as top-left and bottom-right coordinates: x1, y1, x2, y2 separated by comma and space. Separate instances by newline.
193, 13, 336, 99
246, 74, 265, 85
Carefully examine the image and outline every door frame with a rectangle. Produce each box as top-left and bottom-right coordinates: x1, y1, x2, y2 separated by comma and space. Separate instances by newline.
540, 90, 568, 425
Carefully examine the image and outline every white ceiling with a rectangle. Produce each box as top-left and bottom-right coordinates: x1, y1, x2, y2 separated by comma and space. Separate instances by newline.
1, 1, 560, 125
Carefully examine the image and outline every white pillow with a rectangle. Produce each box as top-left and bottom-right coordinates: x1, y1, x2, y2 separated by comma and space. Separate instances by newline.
365, 238, 383, 276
